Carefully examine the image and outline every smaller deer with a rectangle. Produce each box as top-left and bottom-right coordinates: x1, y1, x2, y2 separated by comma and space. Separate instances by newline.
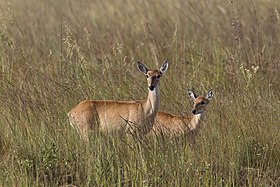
149, 89, 213, 142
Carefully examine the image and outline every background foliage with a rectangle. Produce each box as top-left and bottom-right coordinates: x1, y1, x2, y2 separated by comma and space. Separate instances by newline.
0, 0, 280, 186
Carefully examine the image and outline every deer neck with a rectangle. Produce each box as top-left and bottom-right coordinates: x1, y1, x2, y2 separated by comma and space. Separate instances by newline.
189, 112, 205, 131
144, 86, 160, 117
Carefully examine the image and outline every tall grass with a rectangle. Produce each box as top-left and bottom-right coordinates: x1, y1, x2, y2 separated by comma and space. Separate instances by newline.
0, 0, 280, 186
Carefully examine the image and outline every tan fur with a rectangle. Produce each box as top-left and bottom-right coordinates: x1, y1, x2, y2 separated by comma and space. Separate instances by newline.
149, 90, 213, 140
68, 61, 168, 141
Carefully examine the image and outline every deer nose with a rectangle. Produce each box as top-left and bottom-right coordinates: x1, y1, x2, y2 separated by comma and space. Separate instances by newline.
148, 86, 155, 91
191, 110, 196, 115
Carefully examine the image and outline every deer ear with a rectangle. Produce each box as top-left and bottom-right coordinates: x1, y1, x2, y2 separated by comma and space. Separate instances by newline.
188, 90, 197, 101
137, 61, 148, 74
206, 89, 213, 100
159, 60, 168, 74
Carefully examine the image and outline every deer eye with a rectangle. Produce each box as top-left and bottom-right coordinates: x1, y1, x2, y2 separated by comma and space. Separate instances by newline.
200, 101, 205, 105
146, 74, 149, 78
156, 75, 161, 79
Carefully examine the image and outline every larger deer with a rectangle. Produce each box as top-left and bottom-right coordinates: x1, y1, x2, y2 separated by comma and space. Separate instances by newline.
149, 89, 213, 142
68, 61, 168, 140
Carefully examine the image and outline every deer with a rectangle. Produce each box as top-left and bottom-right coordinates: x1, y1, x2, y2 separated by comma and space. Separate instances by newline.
149, 89, 213, 143
68, 61, 168, 141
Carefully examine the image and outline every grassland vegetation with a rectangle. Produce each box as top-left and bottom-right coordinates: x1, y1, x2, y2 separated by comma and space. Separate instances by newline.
0, 0, 280, 186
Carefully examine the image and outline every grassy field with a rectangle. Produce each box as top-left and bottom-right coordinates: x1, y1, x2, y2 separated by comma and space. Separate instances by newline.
0, 0, 280, 186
